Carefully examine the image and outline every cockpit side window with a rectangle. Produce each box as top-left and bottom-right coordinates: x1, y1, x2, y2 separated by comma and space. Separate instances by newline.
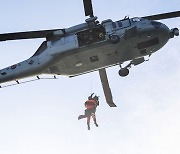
32, 41, 47, 57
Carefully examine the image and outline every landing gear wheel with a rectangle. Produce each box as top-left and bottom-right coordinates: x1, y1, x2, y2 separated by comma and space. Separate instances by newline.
119, 68, 129, 77
109, 35, 120, 44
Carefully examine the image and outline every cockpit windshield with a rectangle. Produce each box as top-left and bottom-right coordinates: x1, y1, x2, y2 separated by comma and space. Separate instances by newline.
132, 17, 141, 22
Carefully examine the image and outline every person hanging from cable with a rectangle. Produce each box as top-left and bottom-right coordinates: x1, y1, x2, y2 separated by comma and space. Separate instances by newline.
78, 93, 99, 130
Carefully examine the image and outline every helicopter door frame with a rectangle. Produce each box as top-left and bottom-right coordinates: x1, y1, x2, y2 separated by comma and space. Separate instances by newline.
120, 18, 131, 28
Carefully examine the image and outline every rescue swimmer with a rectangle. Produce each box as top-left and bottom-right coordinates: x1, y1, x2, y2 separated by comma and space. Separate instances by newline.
78, 93, 99, 130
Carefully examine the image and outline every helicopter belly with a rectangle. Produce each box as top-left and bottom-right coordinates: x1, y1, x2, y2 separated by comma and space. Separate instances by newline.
46, 41, 133, 76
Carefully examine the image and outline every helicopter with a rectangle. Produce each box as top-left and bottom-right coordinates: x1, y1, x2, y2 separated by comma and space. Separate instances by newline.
0, 0, 179, 107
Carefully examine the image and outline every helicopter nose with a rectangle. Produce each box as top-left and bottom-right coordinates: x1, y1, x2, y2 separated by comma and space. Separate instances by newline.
159, 23, 179, 39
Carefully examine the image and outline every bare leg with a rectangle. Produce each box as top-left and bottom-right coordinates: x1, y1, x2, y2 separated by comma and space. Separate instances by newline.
87, 116, 91, 130
92, 113, 98, 127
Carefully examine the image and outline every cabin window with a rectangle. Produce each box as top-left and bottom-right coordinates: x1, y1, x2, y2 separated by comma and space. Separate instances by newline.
117, 21, 122, 27
112, 22, 117, 29
121, 19, 131, 28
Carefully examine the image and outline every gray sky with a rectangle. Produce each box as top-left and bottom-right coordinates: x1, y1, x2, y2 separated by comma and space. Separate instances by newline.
0, 0, 180, 154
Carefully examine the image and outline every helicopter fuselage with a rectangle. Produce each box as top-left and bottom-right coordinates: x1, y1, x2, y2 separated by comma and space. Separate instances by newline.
0, 17, 177, 84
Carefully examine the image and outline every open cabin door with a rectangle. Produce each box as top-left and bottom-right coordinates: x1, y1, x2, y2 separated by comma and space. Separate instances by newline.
99, 68, 117, 107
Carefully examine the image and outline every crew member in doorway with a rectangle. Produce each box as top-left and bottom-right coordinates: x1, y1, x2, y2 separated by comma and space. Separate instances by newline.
78, 93, 99, 130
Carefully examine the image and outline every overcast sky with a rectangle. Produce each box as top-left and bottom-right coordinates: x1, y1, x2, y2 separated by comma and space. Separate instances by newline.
0, 0, 180, 154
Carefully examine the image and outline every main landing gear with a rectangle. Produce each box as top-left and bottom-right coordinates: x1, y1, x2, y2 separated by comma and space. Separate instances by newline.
118, 62, 131, 77
118, 57, 146, 77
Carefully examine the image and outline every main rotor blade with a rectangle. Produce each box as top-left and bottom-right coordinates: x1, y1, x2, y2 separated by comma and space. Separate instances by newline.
99, 68, 117, 107
83, 0, 94, 17
0, 29, 61, 41
142, 11, 180, 20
